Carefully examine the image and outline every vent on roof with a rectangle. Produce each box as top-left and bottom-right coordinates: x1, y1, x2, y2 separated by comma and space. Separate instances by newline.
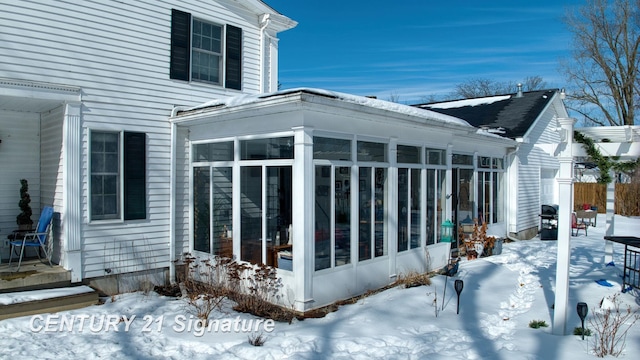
515, 83, 523, 98
480, 125, 506, 135
487, 127, 506, 134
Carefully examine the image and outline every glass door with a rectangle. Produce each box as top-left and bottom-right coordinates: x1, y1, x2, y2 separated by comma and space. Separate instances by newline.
240, 166, 292, 266
240, 166, 262, 264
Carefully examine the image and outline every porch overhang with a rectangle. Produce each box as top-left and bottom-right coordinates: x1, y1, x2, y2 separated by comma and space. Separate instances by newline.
0, 78, 81, 112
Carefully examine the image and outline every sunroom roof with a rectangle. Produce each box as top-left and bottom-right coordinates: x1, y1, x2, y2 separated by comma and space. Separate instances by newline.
182, 88, 472, 128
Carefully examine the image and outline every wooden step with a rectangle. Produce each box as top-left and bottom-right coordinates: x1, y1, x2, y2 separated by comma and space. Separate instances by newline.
0, 285, 99, 321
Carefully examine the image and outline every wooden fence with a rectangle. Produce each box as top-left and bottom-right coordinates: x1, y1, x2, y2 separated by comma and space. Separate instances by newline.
574, 183, 640, 216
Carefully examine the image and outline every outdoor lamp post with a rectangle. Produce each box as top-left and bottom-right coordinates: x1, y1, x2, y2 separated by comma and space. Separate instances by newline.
441, 220, 454, 243
577, 302, 588, 340
454, 279, 464, 314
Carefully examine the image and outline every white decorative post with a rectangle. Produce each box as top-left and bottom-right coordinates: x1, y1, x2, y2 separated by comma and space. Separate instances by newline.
552, 117, 575, 335
63, 102, 83, 283
604, 169, 616, 263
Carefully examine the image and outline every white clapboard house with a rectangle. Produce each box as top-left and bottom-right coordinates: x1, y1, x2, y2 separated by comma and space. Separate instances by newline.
0, 0, 550, 312
0, 0, 295, 284
417, 87, 571, 240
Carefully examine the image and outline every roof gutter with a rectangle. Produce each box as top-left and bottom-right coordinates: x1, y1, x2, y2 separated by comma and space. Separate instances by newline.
168, 105, 190, 284
259, 14, 271, 93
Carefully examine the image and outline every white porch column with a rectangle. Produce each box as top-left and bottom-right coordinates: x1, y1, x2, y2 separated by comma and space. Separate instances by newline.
62, 102, 82, 282
388, 138, 398, 278
292, 126, 314, 312
552, 117, 575, 335
445, 144, 453, 219
604, 170, 616, 263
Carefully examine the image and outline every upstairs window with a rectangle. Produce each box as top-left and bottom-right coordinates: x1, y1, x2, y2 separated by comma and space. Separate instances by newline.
170, 9, 242, 90
191, 19, 222, 84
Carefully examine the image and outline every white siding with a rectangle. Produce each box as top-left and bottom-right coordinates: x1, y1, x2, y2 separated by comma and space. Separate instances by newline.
540, 169, 557, 206
529, 109, 560, 145
40, 105, 65, 263
517, 164, 540, 233
0, 0, 273, 277
512, 94, 567, 237
175, 126, 191, 257
0, 110, 41, 259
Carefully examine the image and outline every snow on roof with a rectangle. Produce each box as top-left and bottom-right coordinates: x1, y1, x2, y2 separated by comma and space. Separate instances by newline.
426, 95, 512, 109
185, 88, 472, 128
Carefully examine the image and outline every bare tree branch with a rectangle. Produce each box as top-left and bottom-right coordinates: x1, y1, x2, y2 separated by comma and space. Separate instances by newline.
562, 0, 639, 126
451, 76, 546, 99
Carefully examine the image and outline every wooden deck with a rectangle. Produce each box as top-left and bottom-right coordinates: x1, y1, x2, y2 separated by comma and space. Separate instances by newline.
0, 258, 71, 293
0, 259, 100, 321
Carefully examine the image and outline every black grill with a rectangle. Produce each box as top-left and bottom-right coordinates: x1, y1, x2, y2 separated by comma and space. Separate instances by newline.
541, 204, 558, 219
540, 204, 558, 240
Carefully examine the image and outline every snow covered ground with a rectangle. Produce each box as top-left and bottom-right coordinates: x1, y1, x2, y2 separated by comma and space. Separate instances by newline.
0, 215, 638, 359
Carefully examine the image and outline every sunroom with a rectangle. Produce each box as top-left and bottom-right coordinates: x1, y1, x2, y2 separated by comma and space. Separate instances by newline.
169, 89, 515, 312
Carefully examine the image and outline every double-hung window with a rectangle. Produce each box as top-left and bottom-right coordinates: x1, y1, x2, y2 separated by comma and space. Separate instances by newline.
170, 9, 243, 90
90, 131, 146, 221
191, 19, 222, 84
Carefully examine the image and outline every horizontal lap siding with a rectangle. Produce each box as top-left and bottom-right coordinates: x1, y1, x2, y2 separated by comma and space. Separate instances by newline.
517, 164, 540, 232
0, 110, 41, 257
174, 127, 191, 257
515, 100, 563, 235
40, 106, 65, 263
0, 0, 263, 277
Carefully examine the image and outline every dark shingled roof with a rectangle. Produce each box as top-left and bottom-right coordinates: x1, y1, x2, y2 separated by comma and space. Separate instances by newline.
414, 89, 559, 139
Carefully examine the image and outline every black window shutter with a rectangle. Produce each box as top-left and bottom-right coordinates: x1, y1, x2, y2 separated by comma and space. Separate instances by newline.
124, 132, 146, 220
170, 9, 191, 81
225, 25, 242, 90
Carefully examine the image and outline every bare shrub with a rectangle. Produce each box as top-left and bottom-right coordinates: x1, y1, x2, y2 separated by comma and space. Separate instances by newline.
179, 254, 297, 323
248, 332, 267, 346
181, 255, 229, 325
589, 294, 639, 357
231, 263, 296, 322
394, 271, 432, 288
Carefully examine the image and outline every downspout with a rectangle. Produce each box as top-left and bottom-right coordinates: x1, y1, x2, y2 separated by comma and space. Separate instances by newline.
505, 145, 521, 242
169, 106, 188, 283
259, 14, 271, 93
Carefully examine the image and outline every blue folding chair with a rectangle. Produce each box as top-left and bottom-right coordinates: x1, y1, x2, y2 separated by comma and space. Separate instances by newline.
8, 206, 54, 271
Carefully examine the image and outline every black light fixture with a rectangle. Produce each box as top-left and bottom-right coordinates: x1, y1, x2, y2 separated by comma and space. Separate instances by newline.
454, 279, 464, 315
577, 302, 588, 340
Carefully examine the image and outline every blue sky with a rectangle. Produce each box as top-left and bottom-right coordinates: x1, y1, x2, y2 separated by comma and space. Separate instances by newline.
266, 0, 586, 103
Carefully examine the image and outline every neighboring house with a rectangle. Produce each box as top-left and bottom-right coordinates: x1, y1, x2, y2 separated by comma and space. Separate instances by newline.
574, 161, 600, 183
0, 0, 296, 285
0, 0, 528, 313
416, 87, 570, 240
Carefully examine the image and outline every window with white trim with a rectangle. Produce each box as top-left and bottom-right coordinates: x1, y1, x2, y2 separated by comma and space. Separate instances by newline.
90, 131, 146, 221
170, 9, 243, 90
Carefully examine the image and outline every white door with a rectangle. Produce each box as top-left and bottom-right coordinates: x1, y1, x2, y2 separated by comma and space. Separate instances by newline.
540, 169, 557, 206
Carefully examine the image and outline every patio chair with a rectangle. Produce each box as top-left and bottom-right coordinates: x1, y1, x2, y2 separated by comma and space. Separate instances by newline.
571, 212, 588, 237
8, 206, 54, 271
